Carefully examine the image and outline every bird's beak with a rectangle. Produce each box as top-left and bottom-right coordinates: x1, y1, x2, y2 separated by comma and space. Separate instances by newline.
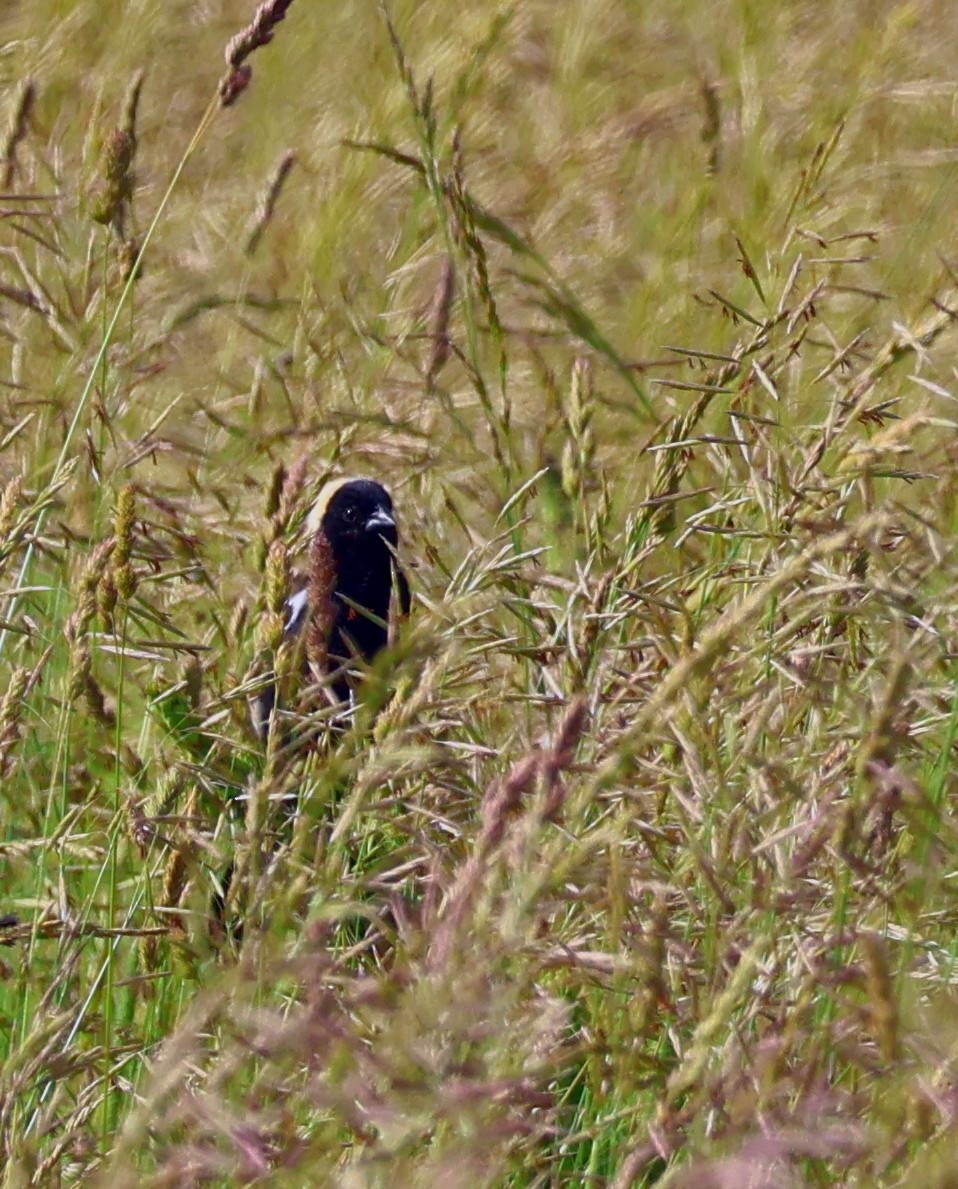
364, 507, 396, 533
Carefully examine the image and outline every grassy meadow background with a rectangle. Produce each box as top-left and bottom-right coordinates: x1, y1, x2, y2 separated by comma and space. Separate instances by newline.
3, 0, 958, 1183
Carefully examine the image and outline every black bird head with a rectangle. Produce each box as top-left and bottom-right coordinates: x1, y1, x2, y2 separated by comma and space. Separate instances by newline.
307, 477, 399, 559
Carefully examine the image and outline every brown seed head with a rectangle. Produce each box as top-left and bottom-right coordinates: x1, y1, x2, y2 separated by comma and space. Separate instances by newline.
97, 568, 118, 629
425, 254, 455, 389
89, 129, 135, 229
278, 452, 308, 525
89, 69, 143, 236
306, 530, 337, 679
115, 236, 144, 284
120, 70, 144, 141
265, 461, 286, 520
219, 0, 297, 107
862, 931, 899, 1061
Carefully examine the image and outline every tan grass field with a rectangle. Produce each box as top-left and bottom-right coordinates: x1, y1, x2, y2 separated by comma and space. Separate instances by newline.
3, 0, 958, 1184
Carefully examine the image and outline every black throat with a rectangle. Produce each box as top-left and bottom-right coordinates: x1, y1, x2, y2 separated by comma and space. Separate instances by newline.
329, 536, 396, 664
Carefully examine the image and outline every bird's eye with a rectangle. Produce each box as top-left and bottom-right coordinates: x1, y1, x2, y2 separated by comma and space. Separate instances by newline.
342, 505, 358, 523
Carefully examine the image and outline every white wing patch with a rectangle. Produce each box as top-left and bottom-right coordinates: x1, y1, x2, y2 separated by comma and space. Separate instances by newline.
284, 588, 310, 637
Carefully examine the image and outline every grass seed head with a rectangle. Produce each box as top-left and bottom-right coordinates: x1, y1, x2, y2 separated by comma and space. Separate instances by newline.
245, 150, 296, 255
278, 452, 308, 525
0, 473, 22, 544
265, 460, 286, 521
89, 69, 142, 235
0, 666, 30, 775
259, 538, 290, 650
113, 483, 137, 599
97, 567, 118, 629
219, 0, 297, 107
65, 538, 115, 701
115, 235, 143, 284
88, 129, 134, 226
83, 670, 116, 726
862, 932, 899, 1062
425, 253, 455, 389
120, 70, 144, 141
306, 529, 336, 678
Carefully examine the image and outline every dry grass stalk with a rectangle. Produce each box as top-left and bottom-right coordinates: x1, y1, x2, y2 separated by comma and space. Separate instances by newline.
425, 253, 455, 389
561, 355, 595, 509
1, 79, 35, 188
64, 537, 115, 702
144, 787, 200, 969
82, 671, 116, 726
0, 667, 27, 751
278, 451, 308, 524
0, 473, 22, 553
428, 695, 588, 970
97, 567, 118, 629
699, 76, 721, 173
245, 150, 296, 254
861, 931, 899, 1061
662, 940, 765, 1111
120, 70, 144, 139
265, 459, 286, 521
0, 657, 44, 776
219, 0, 297, 107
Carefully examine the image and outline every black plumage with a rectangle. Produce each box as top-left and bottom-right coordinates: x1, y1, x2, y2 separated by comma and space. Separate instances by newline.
254, 476, 409, 739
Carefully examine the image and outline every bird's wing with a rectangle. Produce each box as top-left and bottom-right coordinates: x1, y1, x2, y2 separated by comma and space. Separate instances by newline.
284, 588, 310, 638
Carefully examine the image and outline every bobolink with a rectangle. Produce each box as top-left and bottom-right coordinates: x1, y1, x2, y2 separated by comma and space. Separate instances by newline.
254, 476, 409, 739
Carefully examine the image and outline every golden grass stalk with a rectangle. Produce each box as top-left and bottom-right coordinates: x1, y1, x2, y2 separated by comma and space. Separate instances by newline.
112, 483, 137, 600
259, 538, 290, 651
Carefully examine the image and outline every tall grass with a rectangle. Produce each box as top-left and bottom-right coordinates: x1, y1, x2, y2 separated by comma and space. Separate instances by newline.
3, 0, 958, 1184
